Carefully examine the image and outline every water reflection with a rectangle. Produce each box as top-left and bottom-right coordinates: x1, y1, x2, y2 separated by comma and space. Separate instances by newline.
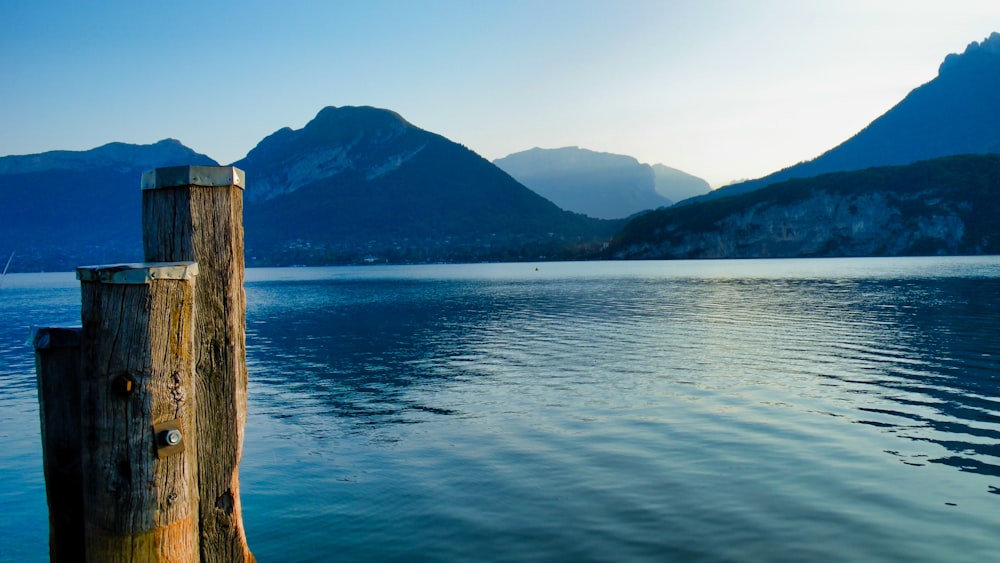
2, 259, 999, 560
244, 264, 1000, 483
245, 280, 483, 438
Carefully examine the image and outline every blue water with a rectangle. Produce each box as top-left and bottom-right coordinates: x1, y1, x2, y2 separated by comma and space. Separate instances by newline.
2, 257, 999, 561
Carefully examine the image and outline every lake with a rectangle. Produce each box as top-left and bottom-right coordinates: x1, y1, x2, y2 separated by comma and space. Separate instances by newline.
1, 257, 998, 561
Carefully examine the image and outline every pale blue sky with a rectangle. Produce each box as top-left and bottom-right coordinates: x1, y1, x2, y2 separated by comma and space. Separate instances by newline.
2, 0, 998, 187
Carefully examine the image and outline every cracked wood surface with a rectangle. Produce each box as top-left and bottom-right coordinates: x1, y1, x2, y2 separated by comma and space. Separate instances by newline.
144, 178, 254, 563
79, 274, 198, 562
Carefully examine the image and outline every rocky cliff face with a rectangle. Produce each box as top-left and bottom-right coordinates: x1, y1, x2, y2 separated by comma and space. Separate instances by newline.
610, 154, 1000, 260
619, 190, 966, 259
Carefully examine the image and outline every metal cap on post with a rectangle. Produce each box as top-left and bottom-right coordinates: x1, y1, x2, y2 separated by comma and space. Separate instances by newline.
141, 165, 245, 191
76, 262, 200, 284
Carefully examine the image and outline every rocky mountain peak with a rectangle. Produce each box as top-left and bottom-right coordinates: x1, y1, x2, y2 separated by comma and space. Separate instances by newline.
237, 106, 429, 203
939, 32, 1000, 75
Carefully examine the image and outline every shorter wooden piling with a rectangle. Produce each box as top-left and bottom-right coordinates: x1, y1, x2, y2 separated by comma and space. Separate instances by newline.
32, 326, 84, 563
77, 262, 200, 562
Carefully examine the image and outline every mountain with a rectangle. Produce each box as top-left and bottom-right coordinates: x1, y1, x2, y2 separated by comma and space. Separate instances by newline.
0, 140, 217, 272
693, 32, 1000, 203
608, 154, 1000, 260
235, 107, 619, 265
493, 147, 708, 219
651, 164, 711, 203
0, 108, 619, 272
0, 139, 214, 175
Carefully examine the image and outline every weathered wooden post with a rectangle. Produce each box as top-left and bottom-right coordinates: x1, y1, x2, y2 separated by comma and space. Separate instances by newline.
77, 262, 200, 562
32, 326, 85, 563
141, 166, 254, 562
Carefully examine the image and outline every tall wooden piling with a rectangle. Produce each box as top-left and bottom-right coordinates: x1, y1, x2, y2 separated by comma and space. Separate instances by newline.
32, 326, 85, 563
77, 262, 200, 562
141, 166, 254, 562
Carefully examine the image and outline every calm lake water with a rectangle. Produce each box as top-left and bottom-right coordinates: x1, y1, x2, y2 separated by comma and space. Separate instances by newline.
1, 257, 998, 561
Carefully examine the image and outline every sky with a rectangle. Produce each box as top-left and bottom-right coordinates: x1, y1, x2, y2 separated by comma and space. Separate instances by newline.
2, 1, 999, 188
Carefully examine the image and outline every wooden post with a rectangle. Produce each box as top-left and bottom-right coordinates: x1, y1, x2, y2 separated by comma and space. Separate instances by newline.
77, 263, 200, 562
141, 166, 254, 562
32, 326, 85, 563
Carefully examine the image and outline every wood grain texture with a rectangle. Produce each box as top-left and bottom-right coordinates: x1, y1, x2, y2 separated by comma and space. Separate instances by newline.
143, 180, 254, 563
33, 327, 85, 563
79, 275, 199, 562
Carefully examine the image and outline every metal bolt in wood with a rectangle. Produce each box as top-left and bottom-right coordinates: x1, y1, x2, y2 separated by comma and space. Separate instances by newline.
77, 262, 200, 562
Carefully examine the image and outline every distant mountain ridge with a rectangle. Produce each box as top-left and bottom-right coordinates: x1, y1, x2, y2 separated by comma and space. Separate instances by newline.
0, 140, 217, 271
493, 147, 709, 219
234, 106, 619, 265
0, 138, 216, 175
0, 108, 619, 271
695, 32, 1000, 203
650, 164, 712, 203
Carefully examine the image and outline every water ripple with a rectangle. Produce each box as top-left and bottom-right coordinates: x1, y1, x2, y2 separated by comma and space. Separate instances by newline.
3, 260, 1000, 561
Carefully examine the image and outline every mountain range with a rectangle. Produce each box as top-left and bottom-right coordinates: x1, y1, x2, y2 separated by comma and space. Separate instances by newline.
691, 32, 1000, 204
3, 32, 1000, 271
0, 140, 216, 272
609, 32, 1000, 258
0, 109, 622, 271
234, 106, 619, 265
493, 147, 709, 219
